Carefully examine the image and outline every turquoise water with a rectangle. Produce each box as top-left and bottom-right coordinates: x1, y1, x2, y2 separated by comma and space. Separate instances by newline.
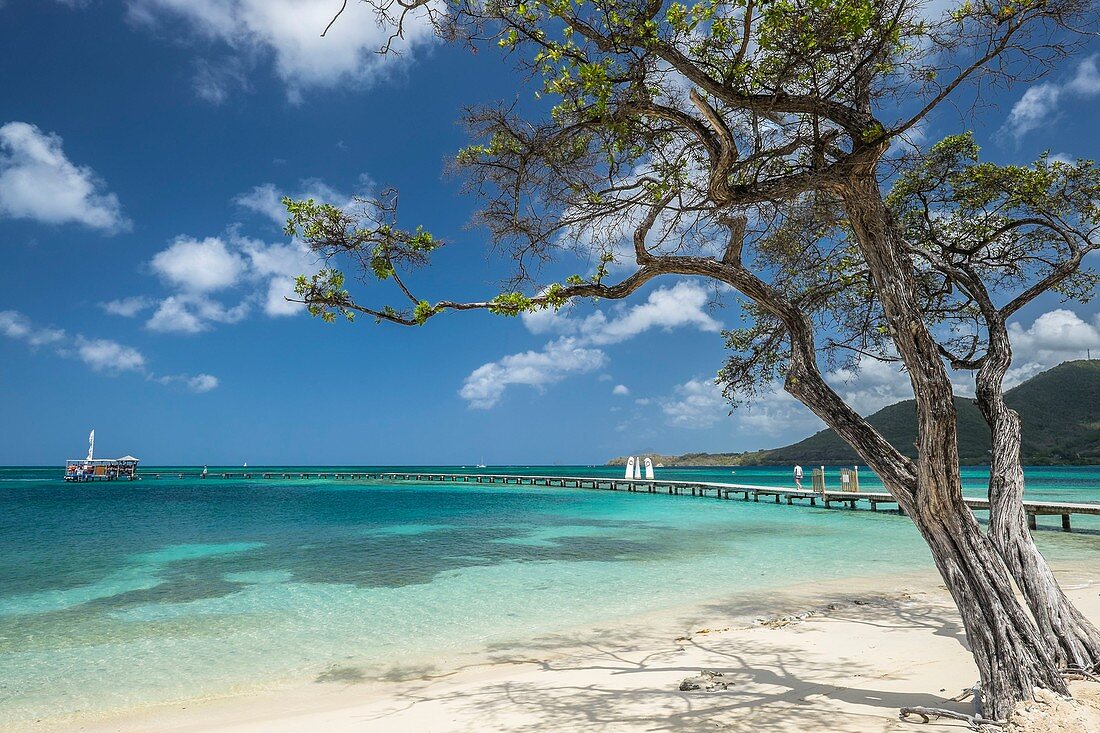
1, 464, 1099, 726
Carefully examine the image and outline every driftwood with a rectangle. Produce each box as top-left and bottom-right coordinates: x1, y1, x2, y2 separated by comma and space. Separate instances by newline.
1063, 666, 1100, 683
899, 706, 1004, 731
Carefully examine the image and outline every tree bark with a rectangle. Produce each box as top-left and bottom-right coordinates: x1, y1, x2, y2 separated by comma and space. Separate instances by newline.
976, 313, 1100, 672
839, 174, 1069, 718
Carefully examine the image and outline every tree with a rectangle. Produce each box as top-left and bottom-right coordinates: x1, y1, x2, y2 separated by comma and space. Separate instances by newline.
286, 0, 1099, 719
890, 136, 1100, 672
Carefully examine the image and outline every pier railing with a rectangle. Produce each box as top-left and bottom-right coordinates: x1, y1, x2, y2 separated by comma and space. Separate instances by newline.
138, 470, 1100, 533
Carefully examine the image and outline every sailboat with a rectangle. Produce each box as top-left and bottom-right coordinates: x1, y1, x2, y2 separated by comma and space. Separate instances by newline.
476, 457, 486, 468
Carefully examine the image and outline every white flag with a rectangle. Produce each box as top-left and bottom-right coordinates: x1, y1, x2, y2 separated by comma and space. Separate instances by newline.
87, 429, 95, 461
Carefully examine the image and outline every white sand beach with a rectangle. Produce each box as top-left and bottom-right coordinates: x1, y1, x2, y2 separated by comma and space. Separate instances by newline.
63, 566, 1100, 733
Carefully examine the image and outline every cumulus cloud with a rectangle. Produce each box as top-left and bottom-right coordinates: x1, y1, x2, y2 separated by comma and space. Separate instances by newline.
145, 294, 250, 333
101, 178, 340, 334
1006, 309, 1100, 386
521, 281, 721, 344
459, 338, 608, 409
1002, 56, 1100, 141
464, 281, 722, 408
127, 0, 438, 101
0, 122, 128, 232
74, 336, 146, 373
612, 384, 630, 396
654, 307, 1100, 442
827, 358, 914, 417
1, 309, 216, 390
151, 236, 246, 292
0, 309, 65, 346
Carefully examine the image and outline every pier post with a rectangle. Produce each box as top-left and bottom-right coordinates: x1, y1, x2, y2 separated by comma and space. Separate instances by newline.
1062, 514, 1071, 532
1028, 513, 1037, 530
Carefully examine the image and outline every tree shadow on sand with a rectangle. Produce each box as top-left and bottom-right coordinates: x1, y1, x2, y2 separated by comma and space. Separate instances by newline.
353, 592, 977, 732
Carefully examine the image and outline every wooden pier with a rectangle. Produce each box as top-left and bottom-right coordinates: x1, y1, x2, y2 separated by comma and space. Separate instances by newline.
138, 471, 1100, 533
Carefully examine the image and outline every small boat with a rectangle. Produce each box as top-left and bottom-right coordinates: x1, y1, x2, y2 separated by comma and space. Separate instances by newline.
476, 457, 486, 468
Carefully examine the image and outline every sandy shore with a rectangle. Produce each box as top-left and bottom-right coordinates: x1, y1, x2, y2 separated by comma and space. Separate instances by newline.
48, 563, 1100, 733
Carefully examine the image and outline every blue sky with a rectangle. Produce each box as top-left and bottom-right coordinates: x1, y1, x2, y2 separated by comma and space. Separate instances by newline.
2, 1, 1100, 465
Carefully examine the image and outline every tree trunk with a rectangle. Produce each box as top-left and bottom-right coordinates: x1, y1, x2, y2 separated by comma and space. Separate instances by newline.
839, 174, 1069, 718
975, 317, 1100, 672
910, 498, 1070, 718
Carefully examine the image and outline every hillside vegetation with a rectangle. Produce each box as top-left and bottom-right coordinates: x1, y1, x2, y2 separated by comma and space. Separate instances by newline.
608, 360, 1100, 467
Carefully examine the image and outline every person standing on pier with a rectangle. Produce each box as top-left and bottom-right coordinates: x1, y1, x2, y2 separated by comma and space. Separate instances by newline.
793, 464, 803, 490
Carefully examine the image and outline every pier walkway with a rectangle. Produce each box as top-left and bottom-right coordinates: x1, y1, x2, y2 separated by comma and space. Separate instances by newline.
142, 470, 1100, 533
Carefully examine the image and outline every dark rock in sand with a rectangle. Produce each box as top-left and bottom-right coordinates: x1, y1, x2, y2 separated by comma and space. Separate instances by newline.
679, 670, 732, 692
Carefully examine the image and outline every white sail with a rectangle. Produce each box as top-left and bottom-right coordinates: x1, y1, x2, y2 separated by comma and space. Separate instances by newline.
644, 457, 654, 479
633, 457, 641, 479
624, 456, 636, 480
86, 429, 95, 461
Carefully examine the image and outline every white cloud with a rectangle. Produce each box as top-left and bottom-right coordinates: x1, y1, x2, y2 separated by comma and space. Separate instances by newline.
1003, 56, 1100, 140
460, 337, 608, 409
1006, 309, 1100, 386
583, 281, 722, 345
186, 373, 220, 392
661, 378, 726, 429
74, 336, 147, 373
467, 281, 723, 408
125, 180, 332, 334
659, 378, 822, 436
145, 294, 249, 334
127, 0, 438, 101
156, 372, 220, 393
521, 281, 721, 344
826, 358, 914, 417
236, 235, 315, 316
2, 309, 217, 390
100, 296, 154, 318
235, 178, 357, 227
0, 122, 128, 232
151, 236, 245, 292
612, 384, 630, 396
0, 309, 65, 346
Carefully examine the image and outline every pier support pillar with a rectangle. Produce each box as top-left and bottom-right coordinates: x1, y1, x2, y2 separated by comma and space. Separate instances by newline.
1028, 513, 1037, 530
1062, 514, 1071, 532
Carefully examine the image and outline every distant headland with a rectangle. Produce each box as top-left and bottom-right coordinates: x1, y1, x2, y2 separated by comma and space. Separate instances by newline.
609, 360, 1100, 467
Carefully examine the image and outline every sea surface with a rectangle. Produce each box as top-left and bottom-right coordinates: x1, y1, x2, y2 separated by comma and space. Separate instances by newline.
2, 464, 1099, 727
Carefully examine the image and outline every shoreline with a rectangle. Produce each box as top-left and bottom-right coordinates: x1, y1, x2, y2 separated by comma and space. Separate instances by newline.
32, 562, 1100, 732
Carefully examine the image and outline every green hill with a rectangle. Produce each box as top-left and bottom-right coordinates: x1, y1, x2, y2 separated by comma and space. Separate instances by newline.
609, 360, 1100, 467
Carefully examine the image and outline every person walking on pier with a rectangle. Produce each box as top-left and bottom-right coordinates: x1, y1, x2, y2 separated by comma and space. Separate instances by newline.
793, 464, 803, 490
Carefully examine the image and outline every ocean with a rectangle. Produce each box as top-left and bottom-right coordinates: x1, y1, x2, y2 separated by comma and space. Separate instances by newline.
2, 464, 1099, 727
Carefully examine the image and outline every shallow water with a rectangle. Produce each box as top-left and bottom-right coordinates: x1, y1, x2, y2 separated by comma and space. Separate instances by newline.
1, 464, 1098, 726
